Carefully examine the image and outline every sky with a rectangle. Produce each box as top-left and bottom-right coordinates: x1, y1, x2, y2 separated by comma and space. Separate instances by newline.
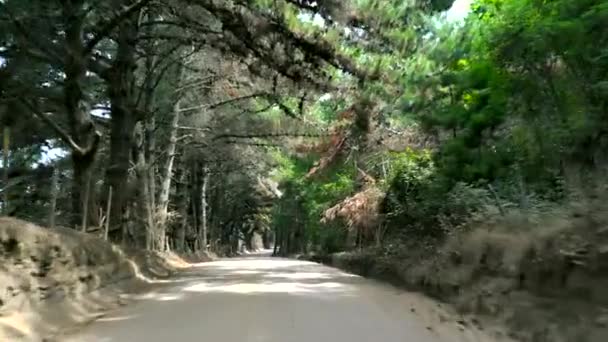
447, 0, 474, 21
302, 0, 474, 25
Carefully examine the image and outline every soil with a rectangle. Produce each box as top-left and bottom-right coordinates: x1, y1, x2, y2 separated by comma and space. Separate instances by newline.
308, 202, 608, 342
0, 217, 209, 341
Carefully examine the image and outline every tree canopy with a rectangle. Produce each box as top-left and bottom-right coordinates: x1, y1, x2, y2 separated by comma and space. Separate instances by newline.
2, 0, 606, 256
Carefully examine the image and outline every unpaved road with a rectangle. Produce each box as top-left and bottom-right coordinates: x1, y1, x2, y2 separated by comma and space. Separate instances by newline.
66, 256, 505, 342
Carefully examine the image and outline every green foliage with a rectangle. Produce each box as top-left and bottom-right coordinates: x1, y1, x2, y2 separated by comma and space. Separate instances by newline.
398, 0, 608, 189
335, 0, 604, 245
270, 151, 357, 254
311, 97, 349, 123
269, 0, 608, 253
382, 149, 434, 191
374, 0, 608, 241
9, 0, 603, 254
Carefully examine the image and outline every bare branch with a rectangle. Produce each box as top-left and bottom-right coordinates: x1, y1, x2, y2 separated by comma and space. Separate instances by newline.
177, 126, 212, 132
176, 134, 193, 142
212, 131, 328, 141
174, 75, 219, 94
178, 92, 270, 113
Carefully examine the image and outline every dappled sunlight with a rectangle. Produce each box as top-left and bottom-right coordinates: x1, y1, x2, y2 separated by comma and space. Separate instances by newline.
182, 281, 352, 295
123, 258, 360, 303
263, 271, 360, 280
197, 259, 313, 271
230, 270, 265, 275
135, 292, 185, 302
66, 257, 479, 342
154, 294, 184, 301
124, 258, 173, 284
263, 272, 332, 280
97, 315, 138, 323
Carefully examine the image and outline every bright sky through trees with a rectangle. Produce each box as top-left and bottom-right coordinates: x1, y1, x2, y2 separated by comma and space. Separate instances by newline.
447, 0, 473, 20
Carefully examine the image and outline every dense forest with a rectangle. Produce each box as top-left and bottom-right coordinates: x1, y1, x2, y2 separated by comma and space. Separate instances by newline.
1, 0, 607, 259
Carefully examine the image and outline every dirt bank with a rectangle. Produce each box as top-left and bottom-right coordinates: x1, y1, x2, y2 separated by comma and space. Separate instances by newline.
308, 201, 608, 342
0, 217, 209, 341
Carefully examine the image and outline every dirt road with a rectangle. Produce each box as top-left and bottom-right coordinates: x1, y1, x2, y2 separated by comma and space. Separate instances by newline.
66, 256, 506, 342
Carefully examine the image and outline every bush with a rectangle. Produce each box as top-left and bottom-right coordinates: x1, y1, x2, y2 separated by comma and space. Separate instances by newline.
315, 224, 348, 254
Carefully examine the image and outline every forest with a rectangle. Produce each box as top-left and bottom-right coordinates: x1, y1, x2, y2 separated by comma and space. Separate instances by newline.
3, 1, 608, 340
1, 0, 607, 260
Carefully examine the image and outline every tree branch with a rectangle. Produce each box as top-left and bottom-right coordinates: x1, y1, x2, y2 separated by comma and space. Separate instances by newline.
87, 54, 112, 79
178, 92, 271, 113
84, 0, 154, 54
212, 131, 328, 141
224, 140, 283, 147
20, 100, 87, 155
3, 6, 63, 64
177, 126, 212, 132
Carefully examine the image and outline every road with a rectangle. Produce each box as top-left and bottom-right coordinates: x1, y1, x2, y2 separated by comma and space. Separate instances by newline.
66, 255, 501, 342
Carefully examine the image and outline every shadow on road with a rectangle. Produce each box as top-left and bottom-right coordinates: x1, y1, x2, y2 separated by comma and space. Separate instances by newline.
67, 257, 492, 342
138, 257, 363, 301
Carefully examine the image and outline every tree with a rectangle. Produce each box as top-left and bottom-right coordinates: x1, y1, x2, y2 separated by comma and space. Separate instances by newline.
11, 0, 606, 260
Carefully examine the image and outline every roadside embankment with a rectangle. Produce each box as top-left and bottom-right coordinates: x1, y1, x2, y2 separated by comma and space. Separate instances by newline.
0, 217, 211, 341
307, 201, 608, 342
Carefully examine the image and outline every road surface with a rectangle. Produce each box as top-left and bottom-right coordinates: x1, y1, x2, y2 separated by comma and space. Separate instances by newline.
66, 255, 501, 342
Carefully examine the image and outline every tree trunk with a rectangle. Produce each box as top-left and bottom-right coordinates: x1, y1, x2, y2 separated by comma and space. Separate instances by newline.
81, 171, 92, 232
142, 163, 156, 249
107, 1, 140, 239
190, 161, 203, 250
133, 123, 156, 249
72, 154, 97, 227
146, 119, 156, 212
123, 205, 131, 244
174, 161, 188, 252
262, 230, 272, 250
107, 103, 138, 239
48, 167, 59, 228
104, 187, 113, 241
232, 222, 240, 255
2, 126, 9, 215
273, 227, 280, 256
208, 175, 222, 251
157, 99, 182, 249
63, 0, 100, 227
199, 166, 209, 252
142, 10, 158, 218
